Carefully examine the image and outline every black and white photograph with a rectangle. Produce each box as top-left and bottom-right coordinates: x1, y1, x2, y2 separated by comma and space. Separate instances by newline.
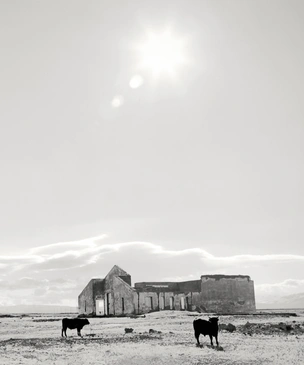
0, 0, 303, 364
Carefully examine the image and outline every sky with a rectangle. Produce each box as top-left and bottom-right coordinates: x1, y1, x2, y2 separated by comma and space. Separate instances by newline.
0, 0, 304, 307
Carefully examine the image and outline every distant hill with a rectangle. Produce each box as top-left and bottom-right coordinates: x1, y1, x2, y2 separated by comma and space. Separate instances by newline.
257, 292, 304, 309
0, 305, 78, 314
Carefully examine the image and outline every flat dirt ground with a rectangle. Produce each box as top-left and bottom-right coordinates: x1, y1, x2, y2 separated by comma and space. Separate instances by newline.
0, 310, 303, 365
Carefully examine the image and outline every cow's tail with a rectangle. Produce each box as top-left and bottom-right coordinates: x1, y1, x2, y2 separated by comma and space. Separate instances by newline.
193, 319, 197, 330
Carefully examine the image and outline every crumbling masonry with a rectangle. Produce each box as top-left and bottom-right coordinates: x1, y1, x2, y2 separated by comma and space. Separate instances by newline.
78, 265, 256, 316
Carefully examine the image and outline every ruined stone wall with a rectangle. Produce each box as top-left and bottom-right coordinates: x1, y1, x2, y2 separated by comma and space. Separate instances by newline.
93, 279, 105, 299
191, 292, 201, 311
78, 280, 95, 314
98, 270, 136, 316
178, 280, 201, 292
119, 275, 131, 286
136, 290, 200, 313
112, 276, 136, 315
135, 282, 179, 291
200, 276, 256, 313
135, 281, 201, 313
78, 266, 256, 316
103, 268, 123, 315
137, 291, 159, 313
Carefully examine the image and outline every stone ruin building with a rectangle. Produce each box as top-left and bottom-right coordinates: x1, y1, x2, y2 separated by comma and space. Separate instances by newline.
78, 265, 256, 316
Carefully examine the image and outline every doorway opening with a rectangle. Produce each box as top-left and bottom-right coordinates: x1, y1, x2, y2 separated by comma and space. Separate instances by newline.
145, 296, 153, 311
180, 297, 185, 310
170, 297, 174, 310
96, 299, 105, 316
159, 296, 165, 310
106, 293, 111, 315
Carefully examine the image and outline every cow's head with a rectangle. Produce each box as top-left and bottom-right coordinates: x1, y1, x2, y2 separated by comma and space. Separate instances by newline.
84, 319, 90, 325
208, 317, 219, 324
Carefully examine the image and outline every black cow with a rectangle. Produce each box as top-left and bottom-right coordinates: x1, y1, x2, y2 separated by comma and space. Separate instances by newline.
61, 318, 90, 337
193, 317, 219, 347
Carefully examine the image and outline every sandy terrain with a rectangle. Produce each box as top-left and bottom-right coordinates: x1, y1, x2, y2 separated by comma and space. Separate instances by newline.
0, 310, 303, 364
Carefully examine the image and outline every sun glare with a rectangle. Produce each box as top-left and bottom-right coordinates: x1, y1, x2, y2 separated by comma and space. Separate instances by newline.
137, 30, 185, 77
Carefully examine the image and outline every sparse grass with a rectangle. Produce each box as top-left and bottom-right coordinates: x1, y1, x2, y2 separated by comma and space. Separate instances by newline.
0, 310, 303, 364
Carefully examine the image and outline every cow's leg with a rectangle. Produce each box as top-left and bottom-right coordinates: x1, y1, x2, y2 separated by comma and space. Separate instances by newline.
209, 335, 214, 347
61, 328, 64, 337
215, 335, 219, 347
77, 329, 81, 337
194, 330, 200, 346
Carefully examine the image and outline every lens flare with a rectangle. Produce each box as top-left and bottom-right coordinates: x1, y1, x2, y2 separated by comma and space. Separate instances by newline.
111, 95, 124, 108
137, 29, 186, 77
129, 75, 144, 89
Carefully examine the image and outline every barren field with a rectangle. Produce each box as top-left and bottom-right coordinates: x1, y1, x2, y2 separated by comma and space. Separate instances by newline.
0, 310, 303, 364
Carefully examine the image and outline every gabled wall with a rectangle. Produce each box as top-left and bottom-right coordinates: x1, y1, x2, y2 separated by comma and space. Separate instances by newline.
93, 279, 105, 299
99, 267, 135, 316
78, 279, 94, 314
105, 265, 130, 281
78, 279, 104, 315
112, 276, 136, 315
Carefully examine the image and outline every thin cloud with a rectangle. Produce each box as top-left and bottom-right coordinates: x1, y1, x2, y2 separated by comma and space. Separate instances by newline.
161, 274, 197, 282
1, 236, 304, 306
0, 254, 43, 273
256, 279, 304, 292
0, 277, 77, 291
5, 238, 304, 274
29, 234, 108, 254
255, 279, 304, 303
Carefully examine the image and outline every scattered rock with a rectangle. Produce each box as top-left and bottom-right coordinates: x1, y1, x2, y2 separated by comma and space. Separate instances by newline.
205, 344, 224, 351
33, 319, 60, 322
277, 323, 293, 332
77, 313, 87, 318
129, 315, 139, 319
239, 321, 301, 336
219, 323, 236, 332
0, 315, 14, 318
226, 323, 236, 332
219, 323, 228, 331
129, 314, 146, 319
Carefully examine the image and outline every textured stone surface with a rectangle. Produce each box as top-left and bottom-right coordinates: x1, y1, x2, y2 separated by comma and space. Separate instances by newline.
79, 266, 256, 316
200, 276, 256, 313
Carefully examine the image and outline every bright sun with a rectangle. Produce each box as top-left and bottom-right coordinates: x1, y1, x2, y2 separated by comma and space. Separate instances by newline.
137, 30, 185, 77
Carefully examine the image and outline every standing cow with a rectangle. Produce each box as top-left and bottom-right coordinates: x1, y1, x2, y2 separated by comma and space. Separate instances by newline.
193, 317, 219, 347
61, 318, 90, 337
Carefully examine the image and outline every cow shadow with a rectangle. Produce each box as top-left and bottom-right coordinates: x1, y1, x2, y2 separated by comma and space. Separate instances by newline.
196, 344, 224, 351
